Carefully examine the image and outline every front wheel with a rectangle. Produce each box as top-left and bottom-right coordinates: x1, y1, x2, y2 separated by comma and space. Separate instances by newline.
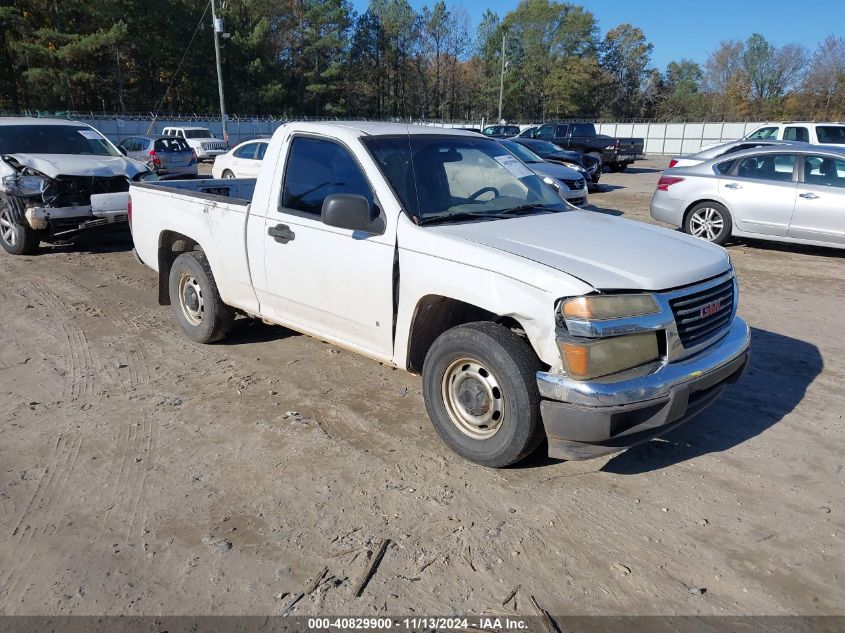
168, 251, 235, 343
422, 322, 544, 467
0, 199, 39, 255
685, 202, 732, 245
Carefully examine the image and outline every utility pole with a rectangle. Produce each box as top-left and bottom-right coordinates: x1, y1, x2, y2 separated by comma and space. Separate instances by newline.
210, 0, 227, 143
497, 33, 506, 123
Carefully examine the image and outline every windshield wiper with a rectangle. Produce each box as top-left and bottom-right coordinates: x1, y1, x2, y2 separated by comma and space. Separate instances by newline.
418, 211, 499, 226
492, 203, 557, 218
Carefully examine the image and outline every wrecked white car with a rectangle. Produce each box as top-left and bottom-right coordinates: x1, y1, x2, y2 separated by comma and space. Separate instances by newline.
0, 117, 150, 255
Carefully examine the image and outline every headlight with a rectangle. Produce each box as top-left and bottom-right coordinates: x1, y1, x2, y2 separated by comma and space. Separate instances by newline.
542, 176, 559, 190
561, 294, 659, 321
559, 332, 659, 380
1, 175, 49, 196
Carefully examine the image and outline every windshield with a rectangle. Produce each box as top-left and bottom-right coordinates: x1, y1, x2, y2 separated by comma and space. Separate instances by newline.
523, 140, 564, 156
500, 140, 543, 163
183, 129, 214, 139
363, 135, 565, 224
0, 124, 120, 156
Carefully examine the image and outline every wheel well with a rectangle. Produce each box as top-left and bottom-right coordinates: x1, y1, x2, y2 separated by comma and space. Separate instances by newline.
157, 231, 202, 305
406, 295, 529, 373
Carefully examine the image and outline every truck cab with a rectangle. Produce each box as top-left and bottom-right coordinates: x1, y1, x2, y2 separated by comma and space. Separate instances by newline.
535, 122, 645, 172
129, 122, 749, 467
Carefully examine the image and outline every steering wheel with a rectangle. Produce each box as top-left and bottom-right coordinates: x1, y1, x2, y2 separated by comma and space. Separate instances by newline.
468, 186, 500, 201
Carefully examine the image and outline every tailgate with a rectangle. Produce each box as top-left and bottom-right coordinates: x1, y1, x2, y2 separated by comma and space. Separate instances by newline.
618, 138, 645, 156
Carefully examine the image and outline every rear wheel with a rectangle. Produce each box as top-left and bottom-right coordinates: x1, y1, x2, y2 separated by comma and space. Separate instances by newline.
222, 169, 235, 179
0, 199, 39, 255
422, 322, 544, 467
685, 202, 732, 246
608, 162, 629, 173
168, 251, 234, 343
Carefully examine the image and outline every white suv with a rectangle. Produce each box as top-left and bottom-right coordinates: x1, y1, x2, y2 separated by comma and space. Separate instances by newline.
743, 122, 845, 145
162, 126, 227, 161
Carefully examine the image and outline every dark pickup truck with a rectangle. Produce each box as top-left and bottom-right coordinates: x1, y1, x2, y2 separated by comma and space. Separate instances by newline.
533, 122, 644, 172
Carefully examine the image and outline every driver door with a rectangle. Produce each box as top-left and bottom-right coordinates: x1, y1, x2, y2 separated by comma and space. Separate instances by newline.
255, 136, 395, 359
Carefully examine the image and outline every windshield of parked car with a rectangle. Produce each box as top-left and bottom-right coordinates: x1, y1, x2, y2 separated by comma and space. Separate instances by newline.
0, 124, 120, 156
183, 129, 215, 139
154, 138, 191, 152
745, 127, 778, 140
521, 140, 564, 156
500, 140, 543, 163
363, 135, 566, 225
816, 126, 845, 144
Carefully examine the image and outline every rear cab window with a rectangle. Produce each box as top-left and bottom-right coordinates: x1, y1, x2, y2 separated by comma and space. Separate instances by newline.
281, 137, 373, 216
783, 127, 809, 142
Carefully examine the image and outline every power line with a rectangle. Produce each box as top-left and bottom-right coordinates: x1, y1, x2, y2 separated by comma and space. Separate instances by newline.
147, 0, 212, 133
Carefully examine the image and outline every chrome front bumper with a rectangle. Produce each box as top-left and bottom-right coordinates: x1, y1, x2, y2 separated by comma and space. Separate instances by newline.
536, 317, 751, 460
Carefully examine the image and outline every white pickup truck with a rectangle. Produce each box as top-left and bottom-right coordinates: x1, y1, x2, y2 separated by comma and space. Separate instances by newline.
130, 122, 751, 467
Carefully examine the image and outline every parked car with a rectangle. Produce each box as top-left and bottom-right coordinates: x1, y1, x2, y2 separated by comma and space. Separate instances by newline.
512, 138, 601, 190
667, 140, 797, 169
651, 144, 845, 249
130, 122, 749, 467
498, 139, 588, 206
0, 117, 150, 255
740, 122, 845, 145
161, 126, 227, 161
211, 139, 269, 179
534, 122, 644, 172
481, 125, 520, 138
117, 135, 198, 178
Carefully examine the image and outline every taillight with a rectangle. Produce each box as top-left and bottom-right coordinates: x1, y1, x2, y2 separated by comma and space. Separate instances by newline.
656, 176, 684, 191
668, 159, 678, 168
148, 150, 161, 167
127, 195, 132, 227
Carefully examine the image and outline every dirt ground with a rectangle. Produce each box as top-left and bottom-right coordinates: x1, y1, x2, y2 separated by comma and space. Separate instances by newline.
0, 157, 843, 618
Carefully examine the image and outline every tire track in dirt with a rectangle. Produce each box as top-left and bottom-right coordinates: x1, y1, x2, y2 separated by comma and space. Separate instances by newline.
0, 432, 83, 611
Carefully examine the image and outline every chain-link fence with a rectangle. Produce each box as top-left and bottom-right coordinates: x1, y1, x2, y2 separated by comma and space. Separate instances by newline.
1, 111, 776, 155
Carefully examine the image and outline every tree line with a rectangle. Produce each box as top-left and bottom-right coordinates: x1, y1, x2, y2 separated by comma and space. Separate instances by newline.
2, 0, 844, 122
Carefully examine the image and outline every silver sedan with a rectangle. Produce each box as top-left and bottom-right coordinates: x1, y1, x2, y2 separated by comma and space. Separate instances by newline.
650, 145, 845, 249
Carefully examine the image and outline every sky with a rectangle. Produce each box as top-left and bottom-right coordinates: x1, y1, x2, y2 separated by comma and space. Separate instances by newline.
349, 0, 845, 70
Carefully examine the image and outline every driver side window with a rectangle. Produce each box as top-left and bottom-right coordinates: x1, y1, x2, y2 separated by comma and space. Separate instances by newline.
281, 137, 373, 216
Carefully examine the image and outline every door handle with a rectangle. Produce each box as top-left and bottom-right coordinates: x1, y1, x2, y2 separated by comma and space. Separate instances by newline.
268, 223, 295, 244
724, 183, 742, 190
799, 192, 819, 199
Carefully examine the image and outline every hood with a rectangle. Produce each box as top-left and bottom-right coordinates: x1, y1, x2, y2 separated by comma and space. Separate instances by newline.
6, 153, 148, 179
429, 210, 730, 291
529, 161, 583, 181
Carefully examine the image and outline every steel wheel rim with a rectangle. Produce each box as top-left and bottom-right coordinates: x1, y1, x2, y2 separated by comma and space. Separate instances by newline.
441, 358, 505, 440
690, 207, 724, 241
0, 207, 17, 247
223, 171, 235, 179
178, 273, 205, 326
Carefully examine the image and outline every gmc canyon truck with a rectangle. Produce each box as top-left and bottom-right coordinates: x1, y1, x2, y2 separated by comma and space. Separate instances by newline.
533, 122, 645, 172
130, 123, 750, 467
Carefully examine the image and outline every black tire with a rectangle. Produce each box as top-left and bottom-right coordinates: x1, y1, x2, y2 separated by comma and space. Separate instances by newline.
608, 162, 628, 173
0, 197, 39, 255
422, 322, 544, 467
684, 201, 733, 246
168, 251, 234, 343
222, 170, 235, 179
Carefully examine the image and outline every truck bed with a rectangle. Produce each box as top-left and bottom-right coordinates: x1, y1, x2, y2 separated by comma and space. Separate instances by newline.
133, 177, 257, 204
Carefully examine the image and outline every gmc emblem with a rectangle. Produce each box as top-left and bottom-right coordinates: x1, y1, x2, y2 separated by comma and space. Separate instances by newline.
700, 298, 723, 319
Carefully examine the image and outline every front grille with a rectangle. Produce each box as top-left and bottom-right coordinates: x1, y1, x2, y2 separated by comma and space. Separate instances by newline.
670, 277, 735, 348
49, 176, 129, 207
563, 178, 584, 190
201, 141, 226, 151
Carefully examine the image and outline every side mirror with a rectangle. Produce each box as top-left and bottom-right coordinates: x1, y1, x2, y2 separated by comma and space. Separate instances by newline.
321, 194, 378, 232
117, 145, 128, 155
